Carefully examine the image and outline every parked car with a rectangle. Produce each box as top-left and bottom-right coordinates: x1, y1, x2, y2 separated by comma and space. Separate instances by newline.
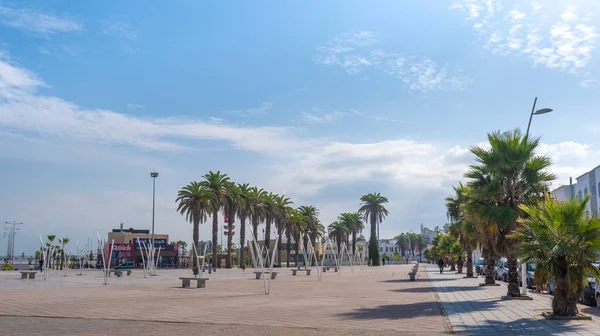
581, 277, 596, 307
494, 258, 509, 281
475, 258, 485, 275
114, 261, 135, 269
525, 262, 536, 289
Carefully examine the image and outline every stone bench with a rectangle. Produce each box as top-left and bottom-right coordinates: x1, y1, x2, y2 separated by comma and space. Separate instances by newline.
254, 271, 277, 280
179, 277, 208, 288
408, 271, 416, 281
110, 269, 132, 277
20, 271, 37, 279
291, 269, 311, 276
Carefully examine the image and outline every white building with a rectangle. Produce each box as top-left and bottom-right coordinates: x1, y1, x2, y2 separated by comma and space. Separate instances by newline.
552, 165, 600, 216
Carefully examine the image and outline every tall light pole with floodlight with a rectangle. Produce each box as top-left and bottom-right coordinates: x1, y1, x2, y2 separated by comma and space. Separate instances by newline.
150, 172, 159, 256
525, 97, 553, 137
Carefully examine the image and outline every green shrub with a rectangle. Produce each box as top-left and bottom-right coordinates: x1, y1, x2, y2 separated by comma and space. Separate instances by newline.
2, 264, 15, 271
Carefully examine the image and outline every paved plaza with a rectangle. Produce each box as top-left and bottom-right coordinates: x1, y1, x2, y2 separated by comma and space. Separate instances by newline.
0, 264, 447, 335
3, 264, 600, 335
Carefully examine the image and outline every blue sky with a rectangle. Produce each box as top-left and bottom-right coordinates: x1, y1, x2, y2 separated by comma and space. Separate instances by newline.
1, 0, 600, 255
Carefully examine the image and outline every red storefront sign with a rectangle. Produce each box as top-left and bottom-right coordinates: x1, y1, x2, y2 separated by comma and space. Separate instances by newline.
111, 243, 133, 252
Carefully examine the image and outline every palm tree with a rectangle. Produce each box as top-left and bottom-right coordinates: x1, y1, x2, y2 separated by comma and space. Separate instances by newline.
176, 181, 212, 275
328, 221, 347, 256
201, 171, 230, 270
446, 183, 477, 277
511, 195, 600, 316
338, 212, 364, 254
394, 233, 408, 257
297, 205, 320, 252
223, 182, 241, 268
465, 129, 554, 296
59, 237, 70, 270
46, 234, 56, 269
285, 208, 304, 267
176, 240, 188, 266
359, 193, 389, 266
236, 183, 251, 269
261, 192, 277, 259
274, 194, 293, 266
248, 187, 267, 242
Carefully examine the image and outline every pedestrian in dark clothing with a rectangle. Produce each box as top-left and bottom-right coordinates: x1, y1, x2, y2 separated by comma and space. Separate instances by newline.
437, 258, 444, 274
39, 259, 44, 273
382, 257, 386, 266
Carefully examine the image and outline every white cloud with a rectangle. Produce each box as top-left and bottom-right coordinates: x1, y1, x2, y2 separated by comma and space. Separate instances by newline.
100, 18, 137, 40
0, 59, 303, 154
580, 79, 599, 88
315, 31, 470, 92
125, 103, 147, 109
0, 4, 82, 35
300, 110, 344, 124
452, 1, 599, 73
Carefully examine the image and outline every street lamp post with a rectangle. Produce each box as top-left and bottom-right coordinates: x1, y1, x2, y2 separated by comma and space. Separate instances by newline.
522, 97, 552, 297
525, 97, 553, 137
150, 172, 158, 271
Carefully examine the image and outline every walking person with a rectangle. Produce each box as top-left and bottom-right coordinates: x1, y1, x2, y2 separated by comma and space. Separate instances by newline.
38, 258, 44, 273
437, 258, 444, 274
381, 256, 386, 266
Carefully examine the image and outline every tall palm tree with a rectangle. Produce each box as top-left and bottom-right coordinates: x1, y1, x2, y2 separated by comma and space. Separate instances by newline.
285, 208, 304, 267
446, 183, 477, 277
338, 212, 364, 254
274, 194, 293, 266
261, 192, 277, 259
59, 237, 70, 270
176, 181, 212, 275
223, 182, 241, 268
359, 193, 389, 266
236, 183, 251, 269
46, 234, 56, 269
297, 205, 320, 252
394, 233, 408, 257
465, 129, 554, 296
328, 221, 347, 255
511, 195, 600, 316
176, 240, 188, 265
200, 171, 230, 270
247, 187, 267, 242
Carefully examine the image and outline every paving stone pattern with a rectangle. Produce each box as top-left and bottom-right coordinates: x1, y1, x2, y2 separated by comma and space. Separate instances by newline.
427, 264, 600, 336
0, 264, 447, 335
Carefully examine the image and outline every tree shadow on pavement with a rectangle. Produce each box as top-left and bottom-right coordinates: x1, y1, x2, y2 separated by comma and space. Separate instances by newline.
336, 302, 442, 320
392, 286, 483, 293
456, 317, 586, 336
379, 278, 456, 283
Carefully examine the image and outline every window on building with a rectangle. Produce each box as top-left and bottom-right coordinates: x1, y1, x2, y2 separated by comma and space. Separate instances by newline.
592, 185, 597, 196
380, 247, 383, 252
385, 247, 388, 252
584, 187, 589, 196
578, 190, 583, 200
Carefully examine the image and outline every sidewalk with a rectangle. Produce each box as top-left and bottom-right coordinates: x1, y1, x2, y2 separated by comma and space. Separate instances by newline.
426, 264, 600, 335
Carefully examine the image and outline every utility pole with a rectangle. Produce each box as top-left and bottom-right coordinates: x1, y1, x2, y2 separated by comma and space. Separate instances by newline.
4, 221, 23, 261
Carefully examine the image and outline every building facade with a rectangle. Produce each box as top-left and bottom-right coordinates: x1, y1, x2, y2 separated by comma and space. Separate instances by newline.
552, 165, 600, 216
105, 228, 177, 267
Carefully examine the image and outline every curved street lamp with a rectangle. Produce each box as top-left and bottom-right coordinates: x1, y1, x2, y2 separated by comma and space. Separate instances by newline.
526, 97, 553, 136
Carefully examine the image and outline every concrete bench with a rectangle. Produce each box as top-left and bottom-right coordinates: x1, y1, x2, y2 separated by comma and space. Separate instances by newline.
254, 271, 277, 280
110, 269, 132, 277
291, 269, 311, 276
408, 271, 416, 281
20, 271, 37, 279
179, 277, 208, 288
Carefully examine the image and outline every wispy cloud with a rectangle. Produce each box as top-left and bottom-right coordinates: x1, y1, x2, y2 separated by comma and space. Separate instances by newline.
99, 18, 137, 40
451, 1, 599, 73
125, 103, 146, 109
0, 4, 82, 35
580, 79, 599, 88
315, 31, 469, 92
350, 109, 405, 123
301, 110, 344, 124
0, 59, 302, 154
227, 101, 274, 117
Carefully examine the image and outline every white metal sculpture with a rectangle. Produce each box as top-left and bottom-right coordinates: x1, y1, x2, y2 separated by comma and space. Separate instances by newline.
97, 231, 114, 285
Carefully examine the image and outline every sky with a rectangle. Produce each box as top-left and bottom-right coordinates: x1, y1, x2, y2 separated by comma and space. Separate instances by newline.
1, 0, 600, 255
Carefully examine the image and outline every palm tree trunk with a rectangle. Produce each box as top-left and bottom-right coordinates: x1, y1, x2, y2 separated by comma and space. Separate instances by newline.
276, 220, 282, 267
457, 255, 463, 274
465, 248, 474, 278
553, 256, 577, 316
286, 225, 291, 268
352, 231, 357, 254
212, 209, 219, 271
226, 211, 234, 268
485, 259, 496, 284
506, 255, 521, 297
369, 218, 380, 266
192, 219, 199, 276
252, 215, 258, 242
240, 216, 246, 269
